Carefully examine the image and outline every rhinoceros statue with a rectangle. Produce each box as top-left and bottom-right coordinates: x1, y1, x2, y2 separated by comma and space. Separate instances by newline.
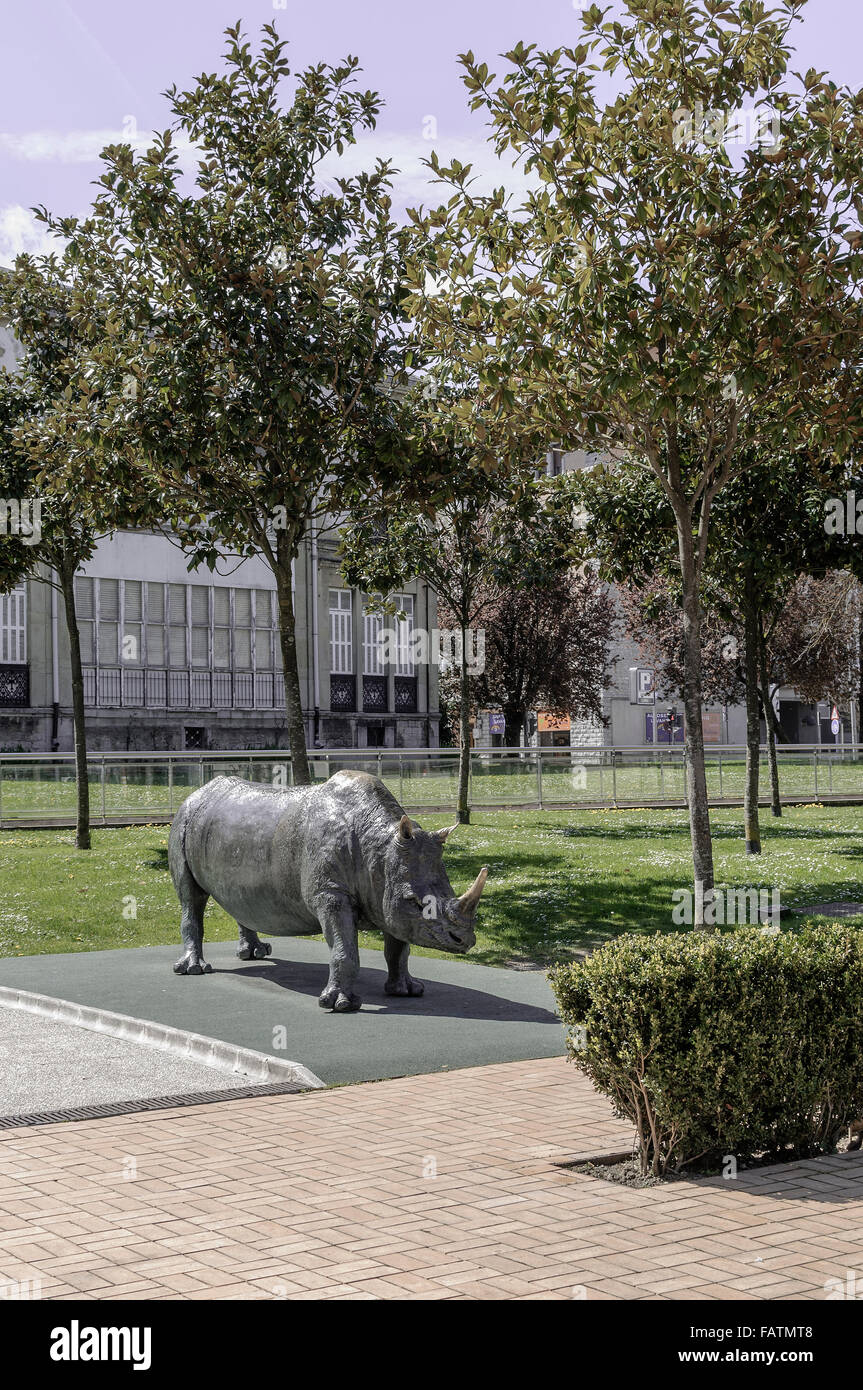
168, 770, 488, 1011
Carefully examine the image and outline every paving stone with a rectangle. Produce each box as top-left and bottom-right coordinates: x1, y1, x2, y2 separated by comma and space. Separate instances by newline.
0, 1057, 861, 1300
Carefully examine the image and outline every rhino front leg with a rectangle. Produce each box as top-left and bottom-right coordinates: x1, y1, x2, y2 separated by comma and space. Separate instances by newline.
317, 898, 362, 1012
236, 925, 272, 961
383, 934, 424, 998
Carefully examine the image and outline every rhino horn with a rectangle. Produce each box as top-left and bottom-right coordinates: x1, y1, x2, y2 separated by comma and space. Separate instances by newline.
458, 867, 489, 915
435, 823, 459, 845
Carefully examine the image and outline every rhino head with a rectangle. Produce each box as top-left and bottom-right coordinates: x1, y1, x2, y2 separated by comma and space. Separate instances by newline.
381, 815, 487, 953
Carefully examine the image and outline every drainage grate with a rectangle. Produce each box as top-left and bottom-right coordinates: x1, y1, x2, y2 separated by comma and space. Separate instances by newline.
0, 1079, 309, 1131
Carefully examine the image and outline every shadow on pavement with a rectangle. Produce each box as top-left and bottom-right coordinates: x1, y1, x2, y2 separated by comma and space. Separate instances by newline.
215, 956, 561, 1025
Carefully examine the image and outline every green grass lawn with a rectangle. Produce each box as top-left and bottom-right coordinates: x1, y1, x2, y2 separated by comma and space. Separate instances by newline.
1, 802, 860, 968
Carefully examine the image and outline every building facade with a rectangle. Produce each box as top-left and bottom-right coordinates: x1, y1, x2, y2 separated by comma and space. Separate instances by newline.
0, 525, 439, 754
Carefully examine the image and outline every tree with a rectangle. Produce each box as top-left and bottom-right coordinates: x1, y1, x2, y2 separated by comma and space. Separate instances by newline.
584, 442, 857, 844
341, 468, 575, 821
406, 0, 863, 921
771, 571, 860, 710
0, 254, 149, 849
617, 575, 745, 709
41, 24, 412, 785
467, 568, 616, 745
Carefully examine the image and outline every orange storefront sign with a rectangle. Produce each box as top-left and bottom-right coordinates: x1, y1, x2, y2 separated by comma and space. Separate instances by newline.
537, 712, 571, 733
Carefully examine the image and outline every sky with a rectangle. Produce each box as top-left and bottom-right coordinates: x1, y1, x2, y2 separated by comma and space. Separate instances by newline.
1, 0, 861, 262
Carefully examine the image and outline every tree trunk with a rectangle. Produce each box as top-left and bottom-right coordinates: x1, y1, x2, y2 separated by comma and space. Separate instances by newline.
742, 582, 762, 855
858, 605, 863, 751
457, 623, 471, 824
758, 616, 781, 817
677, 528, 714, 924
58, 560, 90, 851
504, 711, 523, 747
274, 559, 311, 786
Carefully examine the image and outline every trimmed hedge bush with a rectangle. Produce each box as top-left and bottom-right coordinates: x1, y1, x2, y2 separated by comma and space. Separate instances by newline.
548, 925, 863, 1176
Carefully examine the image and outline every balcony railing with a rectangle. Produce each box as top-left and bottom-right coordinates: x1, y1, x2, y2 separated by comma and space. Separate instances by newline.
362, 675, 387, 712
330, 674, 357, 712
0, 664, 29, 708
82, 667, 284, 710
394, 675, 418, 713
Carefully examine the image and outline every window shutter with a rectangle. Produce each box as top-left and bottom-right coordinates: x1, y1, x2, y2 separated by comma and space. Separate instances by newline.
0, 584, 26, 663
75, 577, 94, 620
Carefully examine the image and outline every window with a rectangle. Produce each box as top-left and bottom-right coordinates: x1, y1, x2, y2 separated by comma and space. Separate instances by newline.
123, 580, 142, 664
98, 578, 119, 665
190, 585, 209, 668
213, 588, 231, 669
363, 607, 383, 675
146, 582, 165, 666
168, 584, 187, 667
329, 589, 353, 674
77, 576, 279, 707
395, 594, 415, 675
255, 590, 273, 669
548, 449, 564, 477
234, 587, 252, 670
0, 583, 26, 663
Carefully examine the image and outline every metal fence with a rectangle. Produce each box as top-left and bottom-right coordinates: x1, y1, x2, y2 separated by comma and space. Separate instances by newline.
1, 744, 862, 827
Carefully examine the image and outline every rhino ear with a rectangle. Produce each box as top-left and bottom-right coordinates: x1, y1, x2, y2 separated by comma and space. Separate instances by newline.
398, 814, 415, 840
435, 823, 458, 845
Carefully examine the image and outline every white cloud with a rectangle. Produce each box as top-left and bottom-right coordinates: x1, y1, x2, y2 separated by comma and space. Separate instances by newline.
0, 129, 141, 163
0, 127, 198, 165
318, 130, 540, 211
0, 206, 63, 265
0, 125, 534, 207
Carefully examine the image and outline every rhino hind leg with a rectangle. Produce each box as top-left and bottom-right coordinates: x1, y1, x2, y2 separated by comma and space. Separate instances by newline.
172, 875, 211, 976
169, 812, 211, 976
236, 925, 273, 961
383, 934, 425, 998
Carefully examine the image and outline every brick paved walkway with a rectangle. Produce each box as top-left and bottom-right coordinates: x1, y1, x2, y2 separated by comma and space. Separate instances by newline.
1, 1057, 861, 1300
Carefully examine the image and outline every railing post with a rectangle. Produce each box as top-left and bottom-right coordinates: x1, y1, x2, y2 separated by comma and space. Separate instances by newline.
377, 750, 383, 783
0, 759, 3, 827
659, 750, 664, 800
168, 756, 174, 814
536, 748, 543, 809
100, 757, 106, 823
813, 752, 819, 799
717, 751, 723, 800
612, 751, 618, 808
398, 753, 404, 806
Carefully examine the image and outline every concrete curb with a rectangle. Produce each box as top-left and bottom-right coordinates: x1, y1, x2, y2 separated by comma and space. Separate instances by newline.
0, 986, 325, 1091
